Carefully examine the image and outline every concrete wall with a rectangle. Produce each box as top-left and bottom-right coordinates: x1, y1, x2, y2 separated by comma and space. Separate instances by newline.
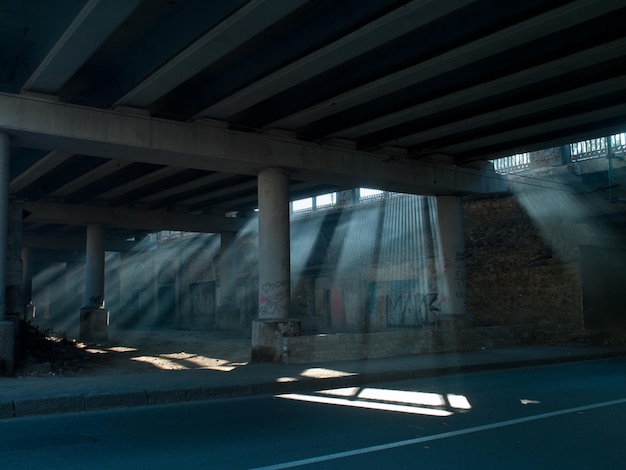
283, 324, 536, 364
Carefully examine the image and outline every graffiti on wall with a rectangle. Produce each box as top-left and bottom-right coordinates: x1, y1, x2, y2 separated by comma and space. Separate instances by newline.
386, 292, 440, 327
259, 279, 289, 317
370, 280, 440, 327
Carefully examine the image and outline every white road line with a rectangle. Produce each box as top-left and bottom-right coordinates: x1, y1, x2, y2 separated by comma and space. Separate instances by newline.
250, 397, 626, 470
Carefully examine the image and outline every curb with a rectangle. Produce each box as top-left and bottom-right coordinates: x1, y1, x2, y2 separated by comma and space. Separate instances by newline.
1, 349, 623, 419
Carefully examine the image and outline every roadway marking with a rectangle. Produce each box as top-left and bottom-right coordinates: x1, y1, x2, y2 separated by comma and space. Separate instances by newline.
250, 397, 626, 469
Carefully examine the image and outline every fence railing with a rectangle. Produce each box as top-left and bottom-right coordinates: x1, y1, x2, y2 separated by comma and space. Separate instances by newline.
493, 131, 626, 173
570, 133, 626, 162
492, 153, 531, 174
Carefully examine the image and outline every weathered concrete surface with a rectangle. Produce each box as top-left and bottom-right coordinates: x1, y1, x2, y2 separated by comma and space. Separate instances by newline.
215, 306, 242, 331
251, 318, 301, 362
0, 93, 506, 196
80, 307, 110, 343
283, 324, 554, 364
436, 313, 474, 330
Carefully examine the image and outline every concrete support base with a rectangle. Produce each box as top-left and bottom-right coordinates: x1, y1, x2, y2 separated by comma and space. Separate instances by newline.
215, 306, 242, 331
79, 307, 109, 343
0, 320, 15, 376
251, 318, 300, 363
24, 302, 35, 322
436, 314, 474, 330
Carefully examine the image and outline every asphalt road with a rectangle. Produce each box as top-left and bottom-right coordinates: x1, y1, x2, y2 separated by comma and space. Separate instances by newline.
1, 358, 625, 469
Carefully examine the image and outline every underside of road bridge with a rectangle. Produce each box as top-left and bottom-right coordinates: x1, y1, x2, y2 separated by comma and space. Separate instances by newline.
0, 0, 624, 247
1, 1, 626, 371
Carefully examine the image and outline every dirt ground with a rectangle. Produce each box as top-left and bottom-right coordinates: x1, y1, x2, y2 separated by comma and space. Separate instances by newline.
16, 323, 251, 377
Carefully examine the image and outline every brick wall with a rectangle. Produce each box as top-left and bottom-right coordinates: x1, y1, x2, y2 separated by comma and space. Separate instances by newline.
463, 194, 583, 333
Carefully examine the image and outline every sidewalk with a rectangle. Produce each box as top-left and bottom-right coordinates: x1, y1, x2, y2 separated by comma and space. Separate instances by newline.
1, 334, 624, 419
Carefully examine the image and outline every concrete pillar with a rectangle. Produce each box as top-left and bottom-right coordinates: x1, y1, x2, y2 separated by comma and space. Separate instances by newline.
6, 198, 23, 319
252, 168, 299, 362
65, 261, 83, 338
216, 231, 240, 330
80, 224, 109, 342
257, 168, 291, 320
0, 132, 14, 375
22, 247, 34, 321
436, 195, 472, 329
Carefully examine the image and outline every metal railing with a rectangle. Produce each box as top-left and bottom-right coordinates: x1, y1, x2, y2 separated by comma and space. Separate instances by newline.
492, 153, 531, 174
570, 133, 626, 162
493, 131, 626, 173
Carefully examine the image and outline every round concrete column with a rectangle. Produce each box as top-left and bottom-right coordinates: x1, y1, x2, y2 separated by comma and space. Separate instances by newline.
0, 132, 14, 375
252, 168, 299, 362
22, 247, 35, 321
84, 224, 105, 306
436, 195, 472, 329
80, 224, 109, 342
257, 168, 291, 320
6, 198, 23, 318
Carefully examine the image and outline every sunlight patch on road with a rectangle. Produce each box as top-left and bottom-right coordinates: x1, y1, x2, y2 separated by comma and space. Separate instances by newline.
278, 386, 472, 416
358, 388, 446, 407
448, 393, 472, 410
318, 387, 360, 397
278, 392, 454, 416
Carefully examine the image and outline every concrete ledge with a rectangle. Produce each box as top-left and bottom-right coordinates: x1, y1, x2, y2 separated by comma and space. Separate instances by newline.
251, 318, 301, 363
436, 314, 474, 329
85, 390, 148, 411
14, 395, 85, 417
147, 387, 206, 405
204, 385, 255, 400
0, 400, 15, 418
282, 325, 536, 364
80, 307, 110, 343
